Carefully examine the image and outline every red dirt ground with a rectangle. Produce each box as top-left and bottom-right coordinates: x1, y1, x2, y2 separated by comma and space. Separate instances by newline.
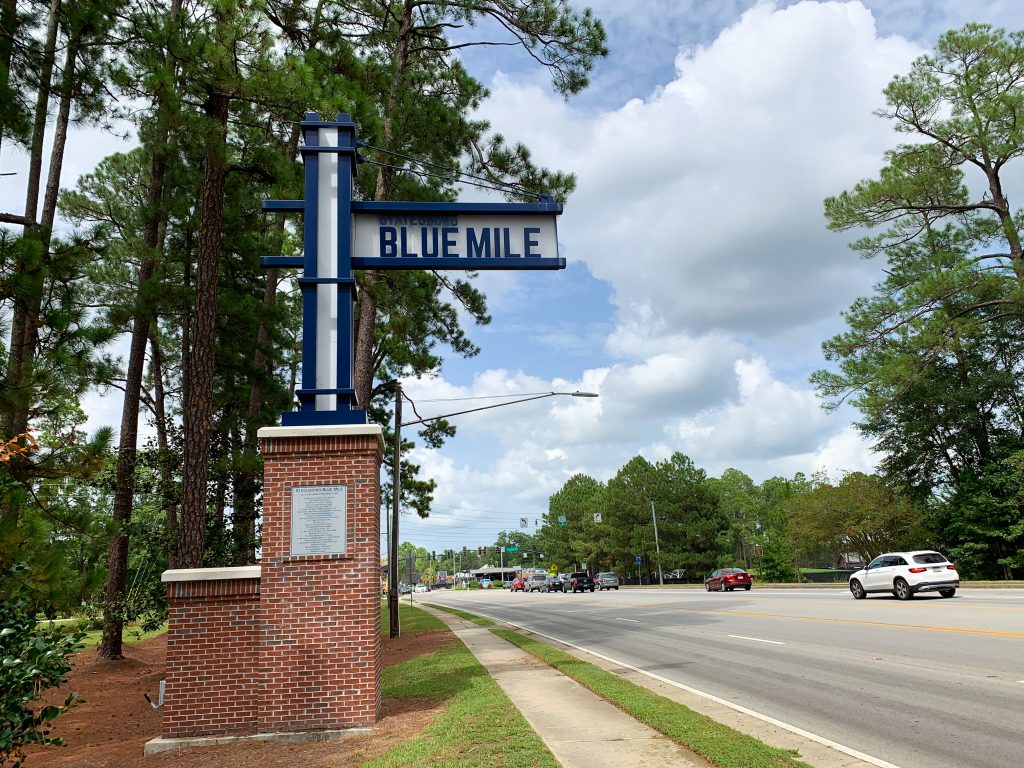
21, 630, 453, 768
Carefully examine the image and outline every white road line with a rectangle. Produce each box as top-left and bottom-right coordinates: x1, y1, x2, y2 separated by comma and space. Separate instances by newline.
437, 602, 905, 768
728, 634, 785, 645
616, 617, 640, 622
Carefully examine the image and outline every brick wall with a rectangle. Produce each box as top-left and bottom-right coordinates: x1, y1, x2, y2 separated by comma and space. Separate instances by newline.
162, 571, 261, 738
160, 425, 384, 742
257, 427, 383, 732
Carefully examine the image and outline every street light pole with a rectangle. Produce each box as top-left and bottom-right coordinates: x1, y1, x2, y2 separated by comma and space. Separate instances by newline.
388, 388, 597, 637
389, 382, 402, 639
651, 501, 664, 586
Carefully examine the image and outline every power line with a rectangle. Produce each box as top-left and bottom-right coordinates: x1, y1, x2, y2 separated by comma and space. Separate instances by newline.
358, 140, 545, 201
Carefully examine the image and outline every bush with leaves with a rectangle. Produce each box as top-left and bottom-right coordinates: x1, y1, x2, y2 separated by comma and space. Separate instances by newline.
0, 565, 85, 767
758, 537, 798, 583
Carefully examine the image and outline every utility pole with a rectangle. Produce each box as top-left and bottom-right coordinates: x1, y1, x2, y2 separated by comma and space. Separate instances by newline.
651, 501, 664, 586
389, 383, 402, 638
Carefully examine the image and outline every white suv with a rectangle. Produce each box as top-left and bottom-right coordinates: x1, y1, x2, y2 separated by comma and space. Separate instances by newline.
849, 551, 959, 600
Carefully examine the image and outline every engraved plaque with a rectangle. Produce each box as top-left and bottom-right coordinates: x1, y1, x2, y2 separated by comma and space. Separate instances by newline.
290, 485, 348, 556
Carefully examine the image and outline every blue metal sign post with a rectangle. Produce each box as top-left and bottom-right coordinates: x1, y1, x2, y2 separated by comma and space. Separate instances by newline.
261, 112, 565, 427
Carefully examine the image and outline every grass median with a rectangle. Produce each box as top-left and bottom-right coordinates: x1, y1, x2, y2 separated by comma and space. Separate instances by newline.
493, 628, 811, 768
425, 600, 811, 768
367, 601, 557, 768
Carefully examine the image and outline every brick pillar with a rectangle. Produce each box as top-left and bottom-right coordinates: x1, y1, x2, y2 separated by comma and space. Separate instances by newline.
161, 567, 261, 738
257, 425, 383, 733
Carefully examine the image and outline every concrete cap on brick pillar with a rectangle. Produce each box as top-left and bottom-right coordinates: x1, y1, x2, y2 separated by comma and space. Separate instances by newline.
257, 424, 385, 452
162, 566, 262, 582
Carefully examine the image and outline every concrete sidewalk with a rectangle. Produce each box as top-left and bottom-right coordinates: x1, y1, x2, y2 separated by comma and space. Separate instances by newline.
420, 604, 710, 768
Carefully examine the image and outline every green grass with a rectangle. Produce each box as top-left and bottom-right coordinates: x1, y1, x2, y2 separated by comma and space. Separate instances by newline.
492, 629, 812, 768
382, 599, 448, 637
363, 605, 557, 768
424, 603, 496, 627
78, 622, 167, 649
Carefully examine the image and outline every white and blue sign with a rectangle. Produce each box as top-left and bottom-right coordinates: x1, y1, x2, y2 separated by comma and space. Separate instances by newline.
353, 211, 558, 267
261, 113, 565, 426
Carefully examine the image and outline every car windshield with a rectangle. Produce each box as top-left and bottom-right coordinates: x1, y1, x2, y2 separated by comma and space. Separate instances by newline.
913, 552, 947, 564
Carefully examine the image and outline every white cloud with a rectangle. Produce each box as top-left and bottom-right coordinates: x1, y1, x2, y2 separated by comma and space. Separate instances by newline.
478, 1, 922, 347
666, 356, 833, 461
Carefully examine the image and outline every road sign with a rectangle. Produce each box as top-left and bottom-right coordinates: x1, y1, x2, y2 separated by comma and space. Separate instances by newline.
506, 546, 518, 553
520, 517, 528, 528
438, 570, 446, 580
558, 515, 566, 525
261, 113, 565, 426
593, 512, 602, 523
635, 555, 642, 566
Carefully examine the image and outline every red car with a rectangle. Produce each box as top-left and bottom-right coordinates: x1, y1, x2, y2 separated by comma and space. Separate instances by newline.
510, 576, 526, 592
705, 568, 751, 592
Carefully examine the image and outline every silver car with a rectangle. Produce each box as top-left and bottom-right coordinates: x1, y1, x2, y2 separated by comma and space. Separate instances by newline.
595, 572, 619, 590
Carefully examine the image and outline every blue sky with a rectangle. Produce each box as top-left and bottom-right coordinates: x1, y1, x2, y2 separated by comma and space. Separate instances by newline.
393, 1, 1024, 558
5, 1, 1024, 564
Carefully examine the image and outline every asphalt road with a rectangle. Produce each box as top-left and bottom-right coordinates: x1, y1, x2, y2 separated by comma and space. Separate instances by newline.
421, 586, 1024, 768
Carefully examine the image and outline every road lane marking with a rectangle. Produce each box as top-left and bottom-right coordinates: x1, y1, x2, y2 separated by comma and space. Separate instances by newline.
720, 609, 1024, 639
436, 602, 904, 768
728, 634, 785, 645
616, 617, 640, 622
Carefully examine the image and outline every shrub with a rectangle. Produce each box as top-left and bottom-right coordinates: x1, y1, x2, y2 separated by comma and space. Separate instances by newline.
0, 565, 85, 767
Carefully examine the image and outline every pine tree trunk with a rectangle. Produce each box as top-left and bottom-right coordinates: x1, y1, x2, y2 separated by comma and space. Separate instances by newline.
353, 0, 415, 409
148, 327, 179, 567
178, 88, 230, 568
0, 0, 18, 153
96, 0, 182, 659
2, 0, 60, 438
97, 134, 172, 660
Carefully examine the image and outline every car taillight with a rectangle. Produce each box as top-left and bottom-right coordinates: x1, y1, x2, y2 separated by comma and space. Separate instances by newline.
908, 567, 927, 573
947, 564, 957, 571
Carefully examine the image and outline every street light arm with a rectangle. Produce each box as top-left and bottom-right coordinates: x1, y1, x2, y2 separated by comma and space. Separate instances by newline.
401, 391, 597, 428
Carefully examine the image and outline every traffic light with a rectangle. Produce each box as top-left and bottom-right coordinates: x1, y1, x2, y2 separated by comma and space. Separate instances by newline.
432, 551, 436, 561
462, 545, 467, 553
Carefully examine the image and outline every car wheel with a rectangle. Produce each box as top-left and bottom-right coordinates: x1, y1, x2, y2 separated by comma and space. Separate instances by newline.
939, 588, 956, 598
893, 578, 913, 600
743, 585, 750, 591
705, 583, 712, 591
615, 586, 619, 590
850, 579, 866, 600
590, 587, 595, 592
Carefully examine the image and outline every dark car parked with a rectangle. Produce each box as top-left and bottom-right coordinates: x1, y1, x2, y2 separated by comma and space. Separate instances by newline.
705, 568, 751, 592
565, 572, 595, 593
544, 576, 563, 593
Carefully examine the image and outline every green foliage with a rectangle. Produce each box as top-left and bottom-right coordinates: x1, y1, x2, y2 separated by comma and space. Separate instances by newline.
0, 565, 85, 767
934, 439, 1024, 578
785, 472, 932, 565
817, 23, 1024, 577
757, 537, 797, 583
539, 454, 728, 579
